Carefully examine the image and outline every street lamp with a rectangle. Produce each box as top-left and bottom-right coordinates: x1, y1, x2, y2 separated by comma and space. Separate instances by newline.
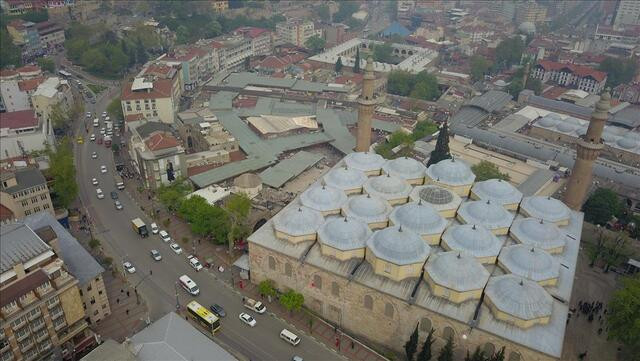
174, 282, 180, 310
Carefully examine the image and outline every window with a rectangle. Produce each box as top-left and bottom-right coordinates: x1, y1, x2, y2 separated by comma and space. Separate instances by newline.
383, 262, 392, 274
31, 196, 37, 204
43, 203, 50, 210
268, 256, 276, 270
90, 297, 95, 305
87, 284, 92, 291
33, 206, 40, 213
313, 275, 322, 289
284, 263, 292, 277
93, 310, 99, 316
363, 295, 373, 310
331, 282, 340, 297
384, 303, 394, 318
420, 318, 432, 332
25, 210, 31, 216
102, 304, 107, 309
442, 326, 455, 341
21, 200, 29, 207
40, 194, 47, 200
98, 290, 103, 295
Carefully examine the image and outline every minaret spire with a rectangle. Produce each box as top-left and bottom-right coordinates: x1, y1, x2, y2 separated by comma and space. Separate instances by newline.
355, 57, 378, 152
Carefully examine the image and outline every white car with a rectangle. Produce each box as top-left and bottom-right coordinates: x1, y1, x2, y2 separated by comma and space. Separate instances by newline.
239, 313, 256, 327
90, 134, 96, 141
150, 249, 162, 261
150, 223, 159, 234
91, 152, 98, 159
100, 165, 107, 173
123, 261, 136, 274
91, 178, 99, 186
114, 200, 123, 210
102, 111, 107, 117
169, 243, 182, 254
96, 188, 104, 199
189, 257, 203, 271
159, 230, 171, 242
100, 128, 105, 135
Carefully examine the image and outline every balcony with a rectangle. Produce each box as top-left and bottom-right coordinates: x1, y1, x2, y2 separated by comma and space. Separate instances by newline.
53, 320, 66, 331
35, 285, 53, 298
19, 338, 34, 353
50, 308, 64, 320
15, 330, 30, 343
37, 341, 51, 354
57, 321, 87, 344
0, 339, 10, 353
10, 318, 26, 331
35, 331, 48, 343
46, 298, 59, 309
27, 309, 41, 321
30, 320, 45, 333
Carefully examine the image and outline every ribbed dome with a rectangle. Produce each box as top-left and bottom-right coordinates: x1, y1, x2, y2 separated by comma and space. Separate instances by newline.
520, 196, 571, 224
363, 174, 412, 201
498, 245, 560, 283
418, 185, 454, 204
616, 137, 637, 149
425, 158, 475, 186
389, 201, 447, 236
485, 275, 553, 321
441, 224, 503, 260
273, 206, 324, 237
300, 184, 347, 213
318, 216, 372, 251
518, 21, 536, 34
510, 218, 566, 251
577, 126, 587, 136
471, 179, 523, 206
425, 251, 489, 292
367, 225, 430, 265
457, 200, 514, 230
342, 194, 392, 224
382, 157, 427, 181
323, 166, 367, 191
344, 152, 385, 173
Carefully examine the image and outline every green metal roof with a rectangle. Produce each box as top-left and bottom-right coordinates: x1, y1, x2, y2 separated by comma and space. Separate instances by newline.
260, 151, 325, 188
316, 109, 355, 155
190, 156, 275, 188
217, 72, 348, 93
209, 91, 237, 110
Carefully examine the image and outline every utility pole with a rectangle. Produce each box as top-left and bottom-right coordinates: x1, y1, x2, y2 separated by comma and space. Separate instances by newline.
174, 282, 180, 310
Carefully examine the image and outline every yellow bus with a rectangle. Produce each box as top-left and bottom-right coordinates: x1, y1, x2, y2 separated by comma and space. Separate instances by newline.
187, 300, 221, 335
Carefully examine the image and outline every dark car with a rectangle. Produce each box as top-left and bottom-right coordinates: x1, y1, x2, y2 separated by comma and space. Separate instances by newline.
209, 304, 226, 317
110, 191, 118, 200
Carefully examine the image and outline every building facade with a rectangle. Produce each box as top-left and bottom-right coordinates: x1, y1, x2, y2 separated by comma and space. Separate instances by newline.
121, 77, 178, 124
234, 27, 272, 56
515, 0, 547, 24
6, 19, 41, 59
0, 167, 54, 220
35, 21, 65, 50
31, 77, 73, 125
0, 109, 53, 160
276, 18, 322, 47
613, 0, 640, 29
531, 60, 607, 94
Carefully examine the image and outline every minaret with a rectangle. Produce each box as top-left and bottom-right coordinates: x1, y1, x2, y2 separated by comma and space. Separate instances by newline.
564, 90, 611, 210
355, 57, 378, 152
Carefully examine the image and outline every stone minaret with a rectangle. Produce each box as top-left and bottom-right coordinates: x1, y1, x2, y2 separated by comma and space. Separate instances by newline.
564, 90, 611, 210
355, 57, 378, 152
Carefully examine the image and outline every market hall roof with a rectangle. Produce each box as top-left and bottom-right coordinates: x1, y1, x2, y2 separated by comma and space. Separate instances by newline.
366, 225, 430, 266
471, 179, 523, 206
317, 216, 372, 251
425, 158, 476, 186
323, 166, 368, 191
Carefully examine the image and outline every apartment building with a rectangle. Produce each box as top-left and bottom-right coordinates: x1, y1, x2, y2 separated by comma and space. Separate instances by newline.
0, 0, 74, 16
1, 66, 45, 113
159, 47, 207, 91
211, 0, 228, 12
120, 72, 180, 124
31, 77, 73, 126
613, 0, 640, 29
35, 21, 65, 50
0, 109, 53, 160
0, 166, 53, 221
275, 18, 322, 47
209, 35, 253, 72
0, 221, 94, 361
531, 60, 608, 94
234, 27, 272, 56
6, 19, 42, 59
515, 0, 547, 25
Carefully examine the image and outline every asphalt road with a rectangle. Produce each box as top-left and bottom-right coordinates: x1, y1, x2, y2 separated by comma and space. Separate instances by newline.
72, 83, 341, 361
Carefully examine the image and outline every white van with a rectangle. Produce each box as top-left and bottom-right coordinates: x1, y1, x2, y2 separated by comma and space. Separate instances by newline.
179, 275, 199, 296
280, 329, 300, 346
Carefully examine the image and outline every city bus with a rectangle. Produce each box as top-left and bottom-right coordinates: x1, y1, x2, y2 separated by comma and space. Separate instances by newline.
58, 70, 72, 78
186, 300, 221, 335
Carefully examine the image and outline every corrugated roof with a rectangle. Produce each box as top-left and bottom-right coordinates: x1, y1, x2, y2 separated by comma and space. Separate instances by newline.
209, 91, 238, 110
0, 167, 46, 194
0, 222, 51, 274
260, 151, 324, 188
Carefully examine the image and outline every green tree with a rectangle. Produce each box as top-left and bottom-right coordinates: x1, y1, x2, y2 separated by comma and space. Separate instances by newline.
489, 347, 505, 361
387, 70, 414, 96
315, 3, 330, 21
47, 137, 78, 209
373, 42, 394, 63
410, 73, 440, 101
156, 180, 192, 211
258, 279, 277, 298
0, 29, 22, 68
465, 347, 486, 361
49, 103, 67, 132
354, 47, 361, 73
470, 55, 491, 82
427, 122, 451, 167
224, 193, 252, 252
107, 97, 124, 120
598, 57, 638, 88
82, 48, 109, 74
417, 328, 435, 361
335, 56, 343, 73
135, 37, 148, 65
437, 337, 454, 361
280, 289, 304, 315
37, 58, 55, 73
607, 275, 640, 358
412, 121, 438, 140
582, 188, 622, 225
333, 0, 359, 23
471, 161, 511, 182
506, 77, 523, 98
304, 35, 326, 54
89, 238, 100, 249
526, 78, 543, 95
405, 323, 419, 361
494, 37, 524, 71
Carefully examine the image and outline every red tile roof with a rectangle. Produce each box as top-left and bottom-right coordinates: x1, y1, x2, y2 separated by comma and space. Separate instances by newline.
143, 64, 176, 79
145, 132, 180, 151
0, 69, 18, 78
18, 77, 45, 92
258, 53, 306, 70
335, 73, 363, 85
17, 65, 41, 74
536, 60, 607, 82
0, 204, 15, 222
0, 109, 38, 129
209, 41, 224, 49
121, 79, 173, 101
235, 26, 270, 39
125, 113, 145, 122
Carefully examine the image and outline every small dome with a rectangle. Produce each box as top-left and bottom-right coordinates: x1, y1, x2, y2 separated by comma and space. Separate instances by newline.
344, 152, 386, 173
300, 184, 347, 213
510, 218, 566, 251
623, 132, 640, 141
471, 179, 523, 206
601, 131, 616, 143
342, 194, 393, 224
520, 196, 571, 224
234, 173, 261, 188
538, 115, 557, 128
426, 158, 475, 186
556, 122, 577, 133
389, 201, 448, 236
485, 275, 553, 322
518, 21, 536, 35
441, 224, 503, 260
498, 245, 560, 283
382, 157, 427, 181
323, 166, 367, 191
415, 185, 454, 204
425, 251, 489, 292
616, 137, 637, 149
318, 216, 372, 251
457, 200, 514, 230
577, 126, 588, 136
367, 225, 430, 265
363, 174, 412, 201
273, 206, 324, 237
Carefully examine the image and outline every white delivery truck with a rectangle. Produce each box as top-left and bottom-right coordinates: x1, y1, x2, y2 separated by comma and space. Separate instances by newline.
179, 275, 199, 296
243, 297, 266, 314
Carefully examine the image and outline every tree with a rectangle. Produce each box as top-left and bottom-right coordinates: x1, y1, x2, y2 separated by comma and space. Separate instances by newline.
315, 3, 330, 21
373, 42, 394, 63
107, 97, 124, 120
156, 180, 191, 211
526, 78, 543, 95
471, 161, 511, 182
470, 55, 491, 82
280, 289, 304, 314
224, 193, 252, 252
465, 348, 486, 361
413, 121, 438, 140
335, 56, 343, 73
0, 29, 22, 68
49, 103, 68, 133
494, 37, 524, 72
47, 137, 78, 209
354, 47, 361, 73
583, 188, 622, 225
427, 122, 451, 167
405, 323, 419, 361
437, 337, 454, 361
135, 37, 148, 65
417, 328, 435, 361
598, 57, 638, 88
304, 35, 326, 54
37, 58, 55, 73
607, 275, 640, 358
506, 77, 523, 98
489, 347, 505, 361
258, 279, 277, 298
333, 0, 359, 23
387, 70, 414, 96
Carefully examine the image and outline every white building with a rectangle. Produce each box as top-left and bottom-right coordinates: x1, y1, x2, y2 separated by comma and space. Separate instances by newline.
531, 60, 608, 95
0, 109, 53, 160
613, 0, 640, 30
275, 18, 322, 47
31, 77, 73, 125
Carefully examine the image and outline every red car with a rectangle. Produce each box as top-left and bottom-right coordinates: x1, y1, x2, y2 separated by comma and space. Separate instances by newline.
97, 137, 103, 145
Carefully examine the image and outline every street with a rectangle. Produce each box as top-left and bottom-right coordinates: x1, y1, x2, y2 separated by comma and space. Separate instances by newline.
72, 82, 341, 361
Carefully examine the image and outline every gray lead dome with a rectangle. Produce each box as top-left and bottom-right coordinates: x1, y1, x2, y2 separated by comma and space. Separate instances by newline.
318, 217, 372, 251
273, 206, 324, 237
322, 167, 367, 192
366, 225, 430, 265
425, 158, 475, 186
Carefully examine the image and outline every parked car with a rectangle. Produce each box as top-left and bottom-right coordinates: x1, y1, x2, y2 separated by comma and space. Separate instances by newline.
114, 200, 123, 210
189, 257, 203, 271
159, 230, 171, 243
150, 223, 159, 234
209, 304, 226, 317
170, 243, 182, 254
239, 313, 256, 327
77, 136, 84, 144
110, 191, 118, 200
123, 261, 136, 273
150, 249, 162, 261
90, 134, 96, 141
96, 188, 104, 199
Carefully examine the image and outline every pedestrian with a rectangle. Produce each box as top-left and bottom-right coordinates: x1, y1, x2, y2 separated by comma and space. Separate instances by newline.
126, 291, 130, 297
116, 298, 119, 304
121, 289, 124, 293
351, 340, 354, 350
126, 309, 129, 315
198, 239, 201, 245
150, 270, 153, 275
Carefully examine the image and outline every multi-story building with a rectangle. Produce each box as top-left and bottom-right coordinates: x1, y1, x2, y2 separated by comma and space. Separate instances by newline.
176, 107, 238, 154
128, 121, 187, 189
0, 166, 53, 221
458, 25, 495, 43
0, 221, 94, 361
234, 27, 272, 56
515, 0, 547, 25
6, 19, 41, 59
211, 0, 228, 12
0, 109, 54, 160
613, 0, 640, 29
275, 18, 322, 47
531, 60, 607, 94
209, 35, 253, 73
593, 24, 640, 45
0, 0, 74, 16
120, 72, 180, 124
488, 1, 516, 22
35, 21, 65, 50
158, 47, 206, 91
31, 76, 73, 125
1, 67, 44, 113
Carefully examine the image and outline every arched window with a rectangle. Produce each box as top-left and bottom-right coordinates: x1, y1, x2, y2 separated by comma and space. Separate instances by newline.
363, 295, 373, 310
442, 326, 455, 341
508, 351, 521, 361
268, 256, 275, 270
420, 318, 432, 332
313, 274, 322, 289
331, 282, 340, 296
384, 303, 394, 318
483, 343, 495, 357
284, 263, 292, 277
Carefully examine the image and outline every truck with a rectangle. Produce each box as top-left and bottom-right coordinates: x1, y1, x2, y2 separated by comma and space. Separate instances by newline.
114, 174, 125, 190
243, 297, 266, 314
131, 218, 149, 237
